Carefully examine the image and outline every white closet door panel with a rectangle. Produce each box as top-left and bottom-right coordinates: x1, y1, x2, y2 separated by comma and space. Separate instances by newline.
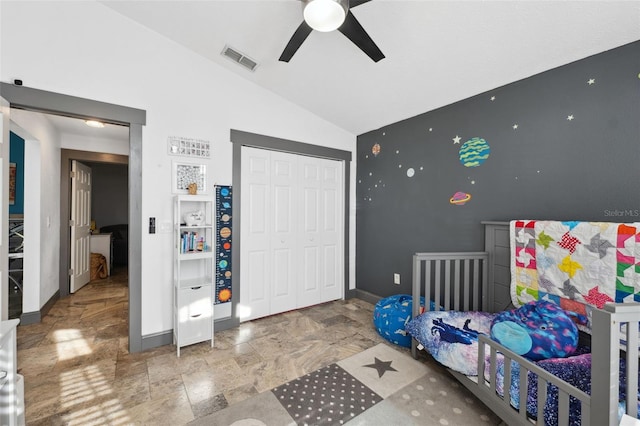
271, 247, 296, 313
241, 147, 272, 321
273, 185, 292, 234
248, 184, 268, 234
269, 151, 297, 314
322, 244, 341, 301
246, 250, 269, 319
298, 158, 322, 307
320, 160, 343, 301
322, 188, 338, 232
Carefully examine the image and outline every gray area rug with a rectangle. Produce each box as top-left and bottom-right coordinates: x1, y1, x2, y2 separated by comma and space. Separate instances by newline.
189, 343, 501, 426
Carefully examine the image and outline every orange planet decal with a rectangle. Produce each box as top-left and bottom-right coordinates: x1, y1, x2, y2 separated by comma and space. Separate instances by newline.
220, 227, 231, 238
372, 143, 381, 156
218, 288, 231, 302
449, 191, 471, 205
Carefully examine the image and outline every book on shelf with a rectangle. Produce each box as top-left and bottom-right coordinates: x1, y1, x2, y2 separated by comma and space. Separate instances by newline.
180, 231, 207, 253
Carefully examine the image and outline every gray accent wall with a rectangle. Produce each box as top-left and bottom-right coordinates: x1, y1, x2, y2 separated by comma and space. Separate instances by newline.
356, 40, 640, 299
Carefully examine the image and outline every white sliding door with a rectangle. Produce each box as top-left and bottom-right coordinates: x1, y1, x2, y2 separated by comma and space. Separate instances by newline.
240, 146, 343, 321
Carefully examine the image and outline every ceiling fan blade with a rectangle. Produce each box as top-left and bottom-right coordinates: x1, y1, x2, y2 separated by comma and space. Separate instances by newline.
350, 0, 372, 8
338, 11, 385, 62
279, 21, 313, 62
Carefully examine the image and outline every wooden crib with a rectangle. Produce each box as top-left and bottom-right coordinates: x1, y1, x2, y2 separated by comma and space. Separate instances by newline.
411, 251, 640, 426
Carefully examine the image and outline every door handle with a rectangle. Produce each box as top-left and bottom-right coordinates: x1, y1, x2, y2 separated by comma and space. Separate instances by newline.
191, 313, 202, 318
190, 286, 202, 290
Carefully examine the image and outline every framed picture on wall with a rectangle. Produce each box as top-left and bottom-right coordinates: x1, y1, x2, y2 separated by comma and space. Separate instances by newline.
172, 161, 207, 194
9, 163, 16, 205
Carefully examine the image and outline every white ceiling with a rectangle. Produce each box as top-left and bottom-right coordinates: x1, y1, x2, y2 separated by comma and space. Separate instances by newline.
85, 1, 640, 136
44, 114, 129, 141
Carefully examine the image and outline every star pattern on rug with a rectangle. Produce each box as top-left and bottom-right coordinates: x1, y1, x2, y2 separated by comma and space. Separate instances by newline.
584, 233, 614, 259
363, 357, 397, 378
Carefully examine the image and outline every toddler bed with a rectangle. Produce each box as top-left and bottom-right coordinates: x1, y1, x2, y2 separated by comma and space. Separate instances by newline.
407, 220, 640, 426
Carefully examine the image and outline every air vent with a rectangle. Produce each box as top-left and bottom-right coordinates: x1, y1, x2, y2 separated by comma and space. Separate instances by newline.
221, 45, 258, 72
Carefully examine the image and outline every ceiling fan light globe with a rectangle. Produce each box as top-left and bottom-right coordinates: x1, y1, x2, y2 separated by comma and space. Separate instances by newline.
304, 0, 348, 32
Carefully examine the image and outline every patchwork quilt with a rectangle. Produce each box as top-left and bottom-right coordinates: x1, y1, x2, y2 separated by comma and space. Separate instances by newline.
511, 220, 640, 331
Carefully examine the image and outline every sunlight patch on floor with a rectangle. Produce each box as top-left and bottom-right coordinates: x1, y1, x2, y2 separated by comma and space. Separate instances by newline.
54, 329, 93, 360
59, 365, 132, 425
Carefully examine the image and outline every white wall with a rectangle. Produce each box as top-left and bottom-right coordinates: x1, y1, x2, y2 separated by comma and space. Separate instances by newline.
1, 1, 356, 336
9, 110, 61, 312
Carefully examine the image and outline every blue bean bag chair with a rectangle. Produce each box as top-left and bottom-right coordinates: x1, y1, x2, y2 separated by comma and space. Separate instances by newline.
374, 294, 432, 347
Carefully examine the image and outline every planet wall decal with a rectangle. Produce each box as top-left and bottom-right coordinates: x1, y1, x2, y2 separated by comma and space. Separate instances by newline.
218, 288, 231, 303
372, 143, 381, 156
459, 137, 490, 167
220, 227, 231, 238
450, 191, 471, 205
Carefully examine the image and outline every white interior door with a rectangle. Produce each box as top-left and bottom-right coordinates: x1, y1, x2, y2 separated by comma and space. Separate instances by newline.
70, 160, 92, 293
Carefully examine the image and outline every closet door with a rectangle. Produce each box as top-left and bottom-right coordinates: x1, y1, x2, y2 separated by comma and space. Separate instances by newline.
240, 147, 271, 320
240, 146, 344, 321
269, 151, 298, 314
298, 158, 322, 307
319, 159, 343, 302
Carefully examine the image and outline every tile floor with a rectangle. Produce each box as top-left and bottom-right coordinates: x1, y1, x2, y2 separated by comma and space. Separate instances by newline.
17, 267, 487, 425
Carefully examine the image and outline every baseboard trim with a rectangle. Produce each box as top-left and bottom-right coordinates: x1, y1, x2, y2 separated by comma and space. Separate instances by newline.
20, 310, 40, 325
141, 330, 173, 351
20, 289, 60, 325
352, 289, 381, 305
214, 317, 239, 332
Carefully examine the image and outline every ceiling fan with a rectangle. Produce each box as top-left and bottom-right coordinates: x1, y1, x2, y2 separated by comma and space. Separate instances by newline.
279, 0, 385, 63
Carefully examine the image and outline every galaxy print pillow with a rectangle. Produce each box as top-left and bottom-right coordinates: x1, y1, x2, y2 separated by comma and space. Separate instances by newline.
405, 310, 496, 376
490, 300, 579, 361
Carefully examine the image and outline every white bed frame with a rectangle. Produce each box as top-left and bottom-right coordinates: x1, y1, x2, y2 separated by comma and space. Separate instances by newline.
411, 251, 640, 426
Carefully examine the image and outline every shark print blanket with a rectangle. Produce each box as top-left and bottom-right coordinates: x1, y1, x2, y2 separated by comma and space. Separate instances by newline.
511, 220, 640, 332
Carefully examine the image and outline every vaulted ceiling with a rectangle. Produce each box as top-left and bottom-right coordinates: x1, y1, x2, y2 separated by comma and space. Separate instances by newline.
97, 1, 640, 135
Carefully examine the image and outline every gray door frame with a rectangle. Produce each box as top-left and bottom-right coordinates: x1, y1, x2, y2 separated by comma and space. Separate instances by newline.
0, 82, 146, 353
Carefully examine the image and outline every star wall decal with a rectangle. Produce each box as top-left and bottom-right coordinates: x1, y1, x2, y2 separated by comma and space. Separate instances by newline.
453, 135, 461, 144
567, 115, 575, 121
512, 124, 519, 130
584, 233, 614, 259
588, 78, 595, 85
363, 357, 397, 378
490, 96, 496, 101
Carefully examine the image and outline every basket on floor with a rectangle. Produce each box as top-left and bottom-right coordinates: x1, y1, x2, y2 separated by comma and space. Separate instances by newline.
90, 253, 108, 280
